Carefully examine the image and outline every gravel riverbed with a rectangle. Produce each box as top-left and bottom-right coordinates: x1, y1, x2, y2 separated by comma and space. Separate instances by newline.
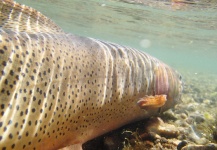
83, 71, 217, 150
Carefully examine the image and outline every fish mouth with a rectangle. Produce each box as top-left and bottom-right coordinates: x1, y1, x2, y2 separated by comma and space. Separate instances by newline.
169, 70, 183, 105
154, 65, 183, 111
161, 75, 183, 113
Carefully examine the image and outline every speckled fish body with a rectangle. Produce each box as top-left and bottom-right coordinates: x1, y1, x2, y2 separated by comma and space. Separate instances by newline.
0, 0, 182, 150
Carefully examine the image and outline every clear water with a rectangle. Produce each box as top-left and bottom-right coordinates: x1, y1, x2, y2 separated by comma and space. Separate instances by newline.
11, 0, 217, 148
15, 0, 217, 75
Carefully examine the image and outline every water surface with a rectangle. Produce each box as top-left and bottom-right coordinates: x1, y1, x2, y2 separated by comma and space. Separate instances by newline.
9, 0, 217, 149
15, 0, 217, 75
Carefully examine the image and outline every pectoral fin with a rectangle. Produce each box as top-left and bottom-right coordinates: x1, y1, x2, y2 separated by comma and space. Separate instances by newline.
137, 95, 167, 109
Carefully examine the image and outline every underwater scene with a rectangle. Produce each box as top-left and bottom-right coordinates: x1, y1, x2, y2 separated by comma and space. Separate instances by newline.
1, 0, 217, 149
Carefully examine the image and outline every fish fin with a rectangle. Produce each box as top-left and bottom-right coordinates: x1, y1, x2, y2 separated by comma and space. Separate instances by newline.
137, 95, 167, 109
59, 144, 83, 150
0, 0, 64, 34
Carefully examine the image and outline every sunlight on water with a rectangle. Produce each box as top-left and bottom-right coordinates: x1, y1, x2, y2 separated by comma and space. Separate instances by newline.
15, 0, 217, 74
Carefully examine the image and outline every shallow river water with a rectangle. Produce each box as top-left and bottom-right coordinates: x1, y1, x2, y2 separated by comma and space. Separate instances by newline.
16, 0, 217, 75
12, 0, 217, 149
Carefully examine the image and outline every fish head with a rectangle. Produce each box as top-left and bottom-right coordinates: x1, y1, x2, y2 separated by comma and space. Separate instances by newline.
154, 63, 183, 112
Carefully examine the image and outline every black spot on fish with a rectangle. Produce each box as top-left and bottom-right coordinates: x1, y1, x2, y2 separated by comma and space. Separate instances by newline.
9, 134, 13, 139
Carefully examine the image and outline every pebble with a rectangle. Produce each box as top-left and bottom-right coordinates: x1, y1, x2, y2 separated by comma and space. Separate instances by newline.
189, 114, 205, 124
181, 143, 217, 150
162, 109, 178, 120
146, 117, 180, 138
213, 130, 217, 142
185, 118, 194, 124
180, 113, 188, 119
177, 140, 188, 150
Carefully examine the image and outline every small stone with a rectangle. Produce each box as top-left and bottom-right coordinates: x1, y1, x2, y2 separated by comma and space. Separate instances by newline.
190, 114, 205, 124
146, 117, 180, 138
206, 143, 217, 149
177, 140, 188, 150
181, 143, 217, 150
178, 134, 187, 140
148, 131, 161, 140
162, 109, 178, 120
181, 122, 190, 128
168, 139, 182, 146
195, 137, 209, 145
160, 137, 167, 143
186, 104, 197, 112
185, 118, 194, 125
155, 138, 161, 143
180, 113, 188, 119
213, 130, 217, 142
195, 116, 205, 123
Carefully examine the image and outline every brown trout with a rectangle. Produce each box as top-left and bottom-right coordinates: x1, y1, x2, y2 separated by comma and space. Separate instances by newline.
0, 0, 182, 149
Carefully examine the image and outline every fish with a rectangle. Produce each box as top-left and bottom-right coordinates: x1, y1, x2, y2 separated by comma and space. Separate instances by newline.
0, 0, 183, 149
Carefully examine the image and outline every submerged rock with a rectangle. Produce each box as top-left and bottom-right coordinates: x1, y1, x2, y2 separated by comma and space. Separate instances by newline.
213, 130, 217, 142
181, 143, 217, 150
177, 140, 188, 150
145, 117, 180, 138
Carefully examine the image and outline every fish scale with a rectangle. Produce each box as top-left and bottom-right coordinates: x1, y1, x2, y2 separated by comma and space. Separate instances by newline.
0, 0, 182, 150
